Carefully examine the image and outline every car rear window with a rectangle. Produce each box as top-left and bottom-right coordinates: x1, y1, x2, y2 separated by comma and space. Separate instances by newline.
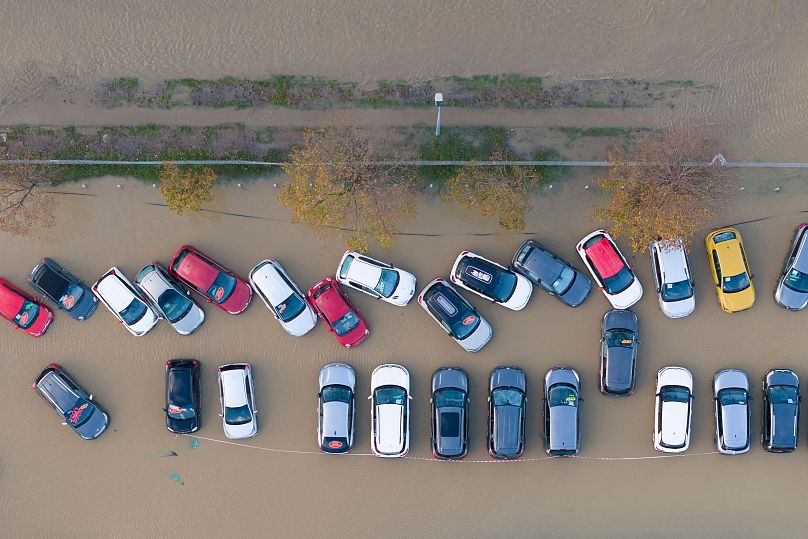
713, 231, 737, 243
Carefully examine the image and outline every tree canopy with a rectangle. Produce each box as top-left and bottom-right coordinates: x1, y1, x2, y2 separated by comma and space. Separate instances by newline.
0, 163, 55, 235
159, 163, 217, 215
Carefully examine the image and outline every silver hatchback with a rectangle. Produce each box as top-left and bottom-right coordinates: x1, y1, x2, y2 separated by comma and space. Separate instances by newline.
713, 369, 751, 455
317, 363, 356, 453
135, 263, 205, 335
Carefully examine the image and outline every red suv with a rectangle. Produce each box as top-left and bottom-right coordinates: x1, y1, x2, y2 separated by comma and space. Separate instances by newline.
0, 277, 54, 337
307, 278, 369, 347
168, 245, 252, 315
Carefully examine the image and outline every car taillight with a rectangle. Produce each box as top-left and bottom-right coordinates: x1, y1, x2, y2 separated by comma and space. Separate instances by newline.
166, 361, 172, 365
192, 361, 199, 365
461, 251, 469, 256
418, 297, 422, 304
450, 275, 456, 282
32, 383, 36, 389
48, 363, 57, 369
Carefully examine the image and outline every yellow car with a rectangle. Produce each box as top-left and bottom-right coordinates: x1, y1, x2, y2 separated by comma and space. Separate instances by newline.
705, 227, 755, 312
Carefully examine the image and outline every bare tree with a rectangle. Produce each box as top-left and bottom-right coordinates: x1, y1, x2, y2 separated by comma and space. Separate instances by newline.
0, 163, 55, 235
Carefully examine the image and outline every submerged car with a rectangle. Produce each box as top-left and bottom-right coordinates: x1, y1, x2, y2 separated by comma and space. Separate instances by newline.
165, 360, 201, 434
450, 251, 532, 310
318, 363, 356, 453
370, 364, 410, 458
576, 230, 643, 309
0, 277, 53, 337
135, 263, 205, 335
775, 223, 808, 310
336, 251, 417, 306
217, 363, 258, 439
28, 258, 98, 321
762, 369, 800, 453
599, 309, 639, 396
713, 369, 751, 455
511, 239, 592, 307
249, 259, 317, 336
654, 366, 693, 453
418, 278, 492, 353
307, 278, 369, 348
168, 245, 252, 315
33, 363, 109, 440
544, 367, 581, 456
431, 368, 469, 460
705, 227, 755, 313
92, 267, 160, 336
487, 366, 527, 459
649, 241, 695, 318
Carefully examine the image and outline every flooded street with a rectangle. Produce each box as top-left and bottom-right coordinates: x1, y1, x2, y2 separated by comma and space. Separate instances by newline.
1, 173, 808, 538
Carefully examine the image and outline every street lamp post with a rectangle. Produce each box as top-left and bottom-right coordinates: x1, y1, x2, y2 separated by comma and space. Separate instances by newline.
434, 93, 443, 136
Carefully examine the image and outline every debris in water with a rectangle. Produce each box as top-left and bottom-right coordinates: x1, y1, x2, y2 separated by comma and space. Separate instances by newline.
774, 187, 781, 192
160, 451, 178, 458
192, 439, 199, 449
170, 474, 180, 481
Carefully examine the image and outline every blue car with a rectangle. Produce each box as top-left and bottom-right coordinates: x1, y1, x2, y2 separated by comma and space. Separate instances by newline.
28, 257, 98, 320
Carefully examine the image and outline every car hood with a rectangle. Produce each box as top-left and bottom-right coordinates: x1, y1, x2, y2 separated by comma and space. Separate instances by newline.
604, 348, 635, 392
172, 305, 205, 335
714, 370, 749, 393
772, 403, 798, 448
435, 407, 464, 456
775, 282, 808, 310
607, 279, 643, 309
322, 401, 350, 438
603, 310, 638, 332
75, 408, 109, 440
492, 405, 523, 456
491, 368, 526, 392
458, 316, 492, 352
548, 406, 578, 451
224, 418, 257, 439
501, 274, 533, 310
128, 308, 159, 335
71, 290, 99, 320
720, 404, 748, 450
661, 401, 689, 446
375, 404, 405, 454
168, 414, 199, 434
559, 272, 591, 307
220, 279, 252, 314
720, 285, 755, 312
661, 296, 696, 318
390, 271, 417, 305
320, 364, 356, 390
432, 369, 468, 393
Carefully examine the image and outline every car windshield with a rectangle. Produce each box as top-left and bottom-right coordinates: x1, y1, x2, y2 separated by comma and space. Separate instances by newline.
332, 310, 360, 336
225, 404, 252, 425
548, 385, 578, 407
550, 266, 576, 295
606, 329, 635, 349
14, 300, 40, 329
722, 272, 751, 293
661, 385, 690, 403
275, 293, 307, 322
208, 272, 236, 304
661, 279, 693, 301
158, 289, 192, 322
434, 388, 466, 408
374, 269, 400, 298
63, 398, 96, 428
58, 283, 85, 311
492, 388, 523, 407
769, 385, 798, 405
784, 268, 808, 293
718, 388, 747, 407
603, 266, 635, 295
322, 385, 352, 403
375, 386, 406, 405
167, 404, 196, 420
119, 298, 147, 325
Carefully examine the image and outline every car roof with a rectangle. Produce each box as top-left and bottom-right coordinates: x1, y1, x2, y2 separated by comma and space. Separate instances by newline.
312, 282, 350, 320
520, 244, 564, 279
375, 403, 404, 452
455, 254, 509, 292
424, 282, 469, 319
33, 263, 71, 296
252, 262, 295, 304
346, 258, 383, 287
177, 252, 218, 287
656, 245, 689, 282
138, 267, 172, 295
96, 274, 136, 310
221, 369, 248, 407
793, 228, 808, 272
585, 237, 625, 278
713, 239, 746, 275
0, 282, 24, 316
38, 369, 79, 412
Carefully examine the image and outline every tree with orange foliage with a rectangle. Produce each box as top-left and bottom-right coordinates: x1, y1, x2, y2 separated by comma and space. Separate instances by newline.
159, 163, 217, 215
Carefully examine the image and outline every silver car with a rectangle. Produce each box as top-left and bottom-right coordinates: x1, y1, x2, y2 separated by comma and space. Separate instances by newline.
135, 263, 205, 335
318, 363, 356, 453
713, 369, 751, 455
543, 367, 581, 456
775, 223, 808, 310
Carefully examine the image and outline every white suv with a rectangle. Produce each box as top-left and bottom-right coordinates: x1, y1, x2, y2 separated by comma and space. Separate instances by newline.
336, 252, 416, 307
217, 363, 258, 439
649, 241, 695, 318
370, 364, 410, 457
92, 267, 160, 336
654, 366, 693, 453
249, 260, 317, 336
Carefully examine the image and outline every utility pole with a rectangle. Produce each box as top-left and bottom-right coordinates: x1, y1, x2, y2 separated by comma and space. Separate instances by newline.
434, 93, 443, 136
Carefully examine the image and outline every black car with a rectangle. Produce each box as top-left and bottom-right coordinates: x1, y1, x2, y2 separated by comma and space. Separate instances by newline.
28, 257, 98, 320
33, 363, 109, 440
165, 360, 201, 433
512, 240, 592, 307
762, 369, 800, 453
599, 309, 639, 395
488, 366, 527, 459
431, 368, 469, 459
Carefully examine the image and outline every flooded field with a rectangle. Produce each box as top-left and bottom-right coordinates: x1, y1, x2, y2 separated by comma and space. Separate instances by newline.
1, 173, 808, 538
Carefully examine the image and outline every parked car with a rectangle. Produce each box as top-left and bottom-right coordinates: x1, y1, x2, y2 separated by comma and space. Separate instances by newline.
705, 227, 755, 313
0, 277, 53, 337
713, 369, 751, 455
576, 230, 643, 309
318, 363, 356, 453
544, 367, 581, 456
336, 251, 417, 306
762, 369, 800, 453
649, 241, 695, 318
450, 251, 532, 310
431, 368, 469, 459
135, 263, 205, 335
28, 258, 97, 320
654, 367, 693, 453
249, 259, 317, 336
168, 245, 252, 315
370, 364, 410, 458
33, 363, 109, 440
92, 267, 160, 336
307, 278, 369, 348
511, 239, 592, 307
165, 360, 201, 434
599, 309, 639, 396
418, 278, 492, 353
487, 366, 527, 459
774, 223, 808, 310
217, 363, 258, 439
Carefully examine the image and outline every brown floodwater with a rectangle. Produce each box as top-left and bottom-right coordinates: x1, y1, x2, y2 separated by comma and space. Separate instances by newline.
2, 172, 808, 538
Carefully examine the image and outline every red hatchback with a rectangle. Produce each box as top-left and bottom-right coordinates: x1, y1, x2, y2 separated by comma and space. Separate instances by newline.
168, 245, 252, 315
307, 278, 369, 348
0, 277, 54, 337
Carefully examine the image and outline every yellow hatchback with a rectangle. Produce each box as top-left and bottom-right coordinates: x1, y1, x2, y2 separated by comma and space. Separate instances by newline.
705, 227, 755, 312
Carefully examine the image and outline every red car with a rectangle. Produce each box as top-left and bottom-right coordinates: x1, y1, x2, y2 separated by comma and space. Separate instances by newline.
0, 277, 54, 337
307, 278, 369, 348
168, 245, 252, 315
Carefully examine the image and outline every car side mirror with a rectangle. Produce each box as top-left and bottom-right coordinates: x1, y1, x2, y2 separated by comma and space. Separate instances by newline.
89, 394, 93, 400
367, 395, 372, 400
163, 408, 167, 412
61, 422, 68, 426
408, 395, 412, 400
218, 413, 223, 417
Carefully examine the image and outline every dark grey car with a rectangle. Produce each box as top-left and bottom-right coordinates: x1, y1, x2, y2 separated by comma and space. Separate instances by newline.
599, 309, 639, 395
33, 363, 109, 440
512, 240, 592, 307
431, 368, 469, 459
775, 224, 808, 310
28, 258, 98, 321
762, 369, 800, 453
487, 366, 526, 459
544, 367, 581, 456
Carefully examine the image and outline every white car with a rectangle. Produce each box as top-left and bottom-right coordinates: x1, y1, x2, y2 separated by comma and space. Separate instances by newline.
654, 366, 693, 453
217, 363, 258, 439
134, 263, 205, 335
249, 260, 317, 336
370, 364, 410, 457
92, 267, 160, 336
576, 230, 643, 309
336, 251, 416, 306
649, 241, 695, 318
450, 251, 532, 310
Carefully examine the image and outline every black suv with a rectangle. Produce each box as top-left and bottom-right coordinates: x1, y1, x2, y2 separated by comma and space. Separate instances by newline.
762, 369, 800, 453
34, 364, 109, 440
28, 258, 98, 320
165, 360, 201, 433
